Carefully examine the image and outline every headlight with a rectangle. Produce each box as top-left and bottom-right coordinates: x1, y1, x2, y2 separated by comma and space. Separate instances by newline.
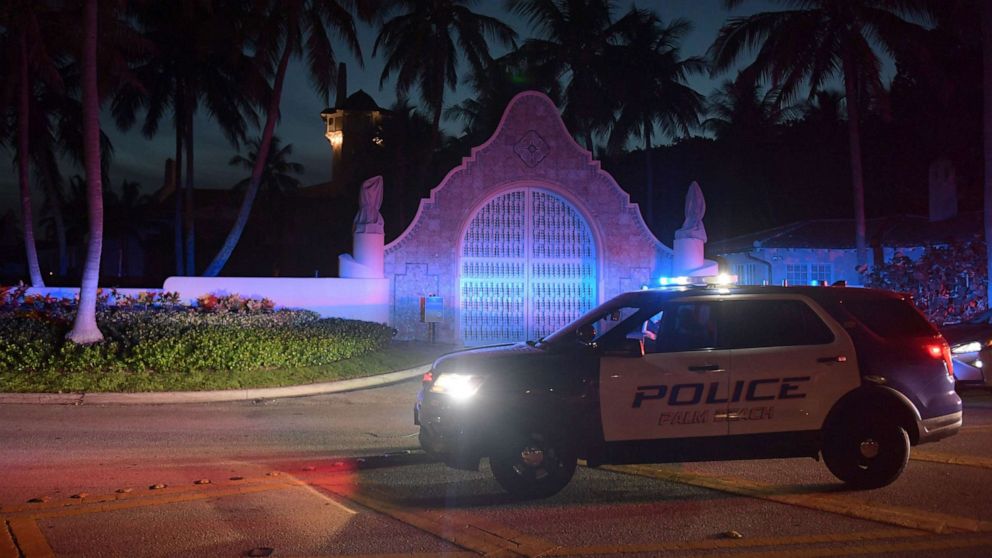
952, 341, 983, 354
430, 373, 483, 401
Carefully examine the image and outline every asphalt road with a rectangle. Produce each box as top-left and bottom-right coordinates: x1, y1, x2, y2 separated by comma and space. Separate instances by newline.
1, 382, 991, 557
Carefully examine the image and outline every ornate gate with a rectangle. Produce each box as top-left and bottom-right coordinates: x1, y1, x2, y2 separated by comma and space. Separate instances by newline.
460, 188, 597, 345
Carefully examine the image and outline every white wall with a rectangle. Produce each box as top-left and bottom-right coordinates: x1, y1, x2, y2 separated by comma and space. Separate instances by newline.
24, 278, 392, 325
162, 277, 391, 324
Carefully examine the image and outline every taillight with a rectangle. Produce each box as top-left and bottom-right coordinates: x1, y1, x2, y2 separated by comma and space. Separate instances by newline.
925, 342, 954, 378
422, 371, 433, 384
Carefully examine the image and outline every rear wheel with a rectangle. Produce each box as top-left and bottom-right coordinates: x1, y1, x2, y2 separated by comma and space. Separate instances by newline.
822, 415, 910, 489
489, 430, 577, 499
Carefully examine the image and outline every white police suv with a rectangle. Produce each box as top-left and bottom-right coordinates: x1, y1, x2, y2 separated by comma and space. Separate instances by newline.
415, 283, 963, 498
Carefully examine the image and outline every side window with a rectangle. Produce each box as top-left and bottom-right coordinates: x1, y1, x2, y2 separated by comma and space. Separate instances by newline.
593, 306, 642, 339
722, 299, 834, 349
652, 302, 718, 353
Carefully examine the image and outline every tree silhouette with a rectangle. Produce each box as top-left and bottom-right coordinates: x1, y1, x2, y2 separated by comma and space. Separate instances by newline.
709, 0, 932, 268
375, 0, 516, 157
605, 8, 705, 228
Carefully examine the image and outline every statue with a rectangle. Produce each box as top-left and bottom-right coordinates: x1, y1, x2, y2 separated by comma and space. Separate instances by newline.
674, 181, 706, 242
339, 175, 385, 279
355, 175, 385, 234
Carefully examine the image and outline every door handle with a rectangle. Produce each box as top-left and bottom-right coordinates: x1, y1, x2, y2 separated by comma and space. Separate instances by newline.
688, 364, 723, 372
817, 355, 848, 363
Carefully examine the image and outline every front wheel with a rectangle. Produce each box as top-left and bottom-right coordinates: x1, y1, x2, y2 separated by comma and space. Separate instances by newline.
489, 430, 577, 499
822, 416, 910, 489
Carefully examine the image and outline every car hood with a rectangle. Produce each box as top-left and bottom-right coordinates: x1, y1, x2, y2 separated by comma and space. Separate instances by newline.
431, 343, 543, 376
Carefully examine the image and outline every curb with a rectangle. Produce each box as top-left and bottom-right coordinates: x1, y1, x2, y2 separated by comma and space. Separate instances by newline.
0, 364, 431, 406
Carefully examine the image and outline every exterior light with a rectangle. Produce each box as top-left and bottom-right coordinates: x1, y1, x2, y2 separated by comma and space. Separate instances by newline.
952, 341, 982, 354
430, 373, 483, 401
326, 130, 343, 148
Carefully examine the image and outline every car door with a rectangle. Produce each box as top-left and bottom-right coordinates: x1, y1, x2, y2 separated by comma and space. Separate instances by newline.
721, 296, 861, 436
600, 299, 731, 442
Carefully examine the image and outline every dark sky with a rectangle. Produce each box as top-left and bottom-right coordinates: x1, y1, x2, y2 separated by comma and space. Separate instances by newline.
2, 1, 795, 213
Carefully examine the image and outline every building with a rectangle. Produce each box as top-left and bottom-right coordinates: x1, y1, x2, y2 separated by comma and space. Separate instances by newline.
382, 91, 682, 345
708, 212, 982, 286
318, 63, 388, 192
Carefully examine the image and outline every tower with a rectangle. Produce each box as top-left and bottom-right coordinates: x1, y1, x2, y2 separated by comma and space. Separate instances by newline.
319, 63, 387, 188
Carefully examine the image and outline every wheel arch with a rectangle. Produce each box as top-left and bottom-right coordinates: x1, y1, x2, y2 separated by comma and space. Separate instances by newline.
822, 385, 923, 445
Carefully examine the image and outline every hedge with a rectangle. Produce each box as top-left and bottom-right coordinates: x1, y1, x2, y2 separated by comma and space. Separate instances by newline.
0, 288, 395, 385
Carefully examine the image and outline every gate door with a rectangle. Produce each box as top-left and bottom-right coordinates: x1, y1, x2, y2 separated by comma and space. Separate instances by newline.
460, 188, 597, 345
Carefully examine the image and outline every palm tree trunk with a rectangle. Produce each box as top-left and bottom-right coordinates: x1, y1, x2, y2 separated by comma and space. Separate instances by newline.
18, 32, 45, 287
842, 46, 868, 270
67, 0, 104, 344
203, 42, 293, 277
174, 98, 184, 275
643, 120, 654, 230
983, 2, 992, 307
184, 103, 196, 275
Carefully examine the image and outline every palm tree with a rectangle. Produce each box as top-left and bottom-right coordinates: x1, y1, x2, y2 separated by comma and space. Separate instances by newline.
704, 77, 789, 227
446, 53, 562, 146
112, 0, 259, 276
702, 77, 787, 142
605, 8, 705, 228
33, 63, 117, 279
228, 136, 304, 195
709, 0, 932, 268
508, 0, 618, 151
0, 1, 67, 287
374, 0, 517, 155
104, 179, 151, 278
202, 0, 378, 277
67, 0, 104, 344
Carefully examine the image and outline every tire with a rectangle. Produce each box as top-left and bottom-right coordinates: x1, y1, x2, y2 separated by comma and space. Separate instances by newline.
489, 430, 577, 499
822, 415, 910, 489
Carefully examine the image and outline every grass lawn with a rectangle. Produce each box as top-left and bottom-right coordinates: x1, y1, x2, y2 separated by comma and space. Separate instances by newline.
1, 341, 460, 393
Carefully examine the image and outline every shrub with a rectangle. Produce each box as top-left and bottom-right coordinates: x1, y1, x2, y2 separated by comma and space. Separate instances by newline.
0, 290, 394, 383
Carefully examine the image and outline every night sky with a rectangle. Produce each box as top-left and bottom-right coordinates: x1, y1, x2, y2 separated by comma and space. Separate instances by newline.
2, 1, 797, 214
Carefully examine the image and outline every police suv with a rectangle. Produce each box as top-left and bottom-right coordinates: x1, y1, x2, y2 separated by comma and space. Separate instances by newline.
415, 282, 963, 498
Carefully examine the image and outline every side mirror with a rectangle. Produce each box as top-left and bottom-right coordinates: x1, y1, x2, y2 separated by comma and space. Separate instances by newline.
576, 324, 597, 344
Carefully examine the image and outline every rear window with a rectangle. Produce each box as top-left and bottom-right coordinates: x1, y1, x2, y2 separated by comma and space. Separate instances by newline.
842, 298, 936, 338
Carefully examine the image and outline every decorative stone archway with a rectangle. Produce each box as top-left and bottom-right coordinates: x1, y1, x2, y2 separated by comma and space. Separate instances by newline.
384, 91, 673, 344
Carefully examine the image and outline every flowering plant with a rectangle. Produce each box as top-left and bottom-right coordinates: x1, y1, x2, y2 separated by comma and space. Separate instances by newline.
865, 241, 987, 326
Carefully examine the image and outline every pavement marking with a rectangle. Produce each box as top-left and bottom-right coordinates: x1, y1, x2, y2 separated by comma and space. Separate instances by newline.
601, 463, 992, 534
545, 528, 929, 556
307, 477, 561, 557
7, 518, 55, 558
0, 519, 19, 558
296, 482, 358, 515
679, 533, 992, 558
911, 450, 992, 470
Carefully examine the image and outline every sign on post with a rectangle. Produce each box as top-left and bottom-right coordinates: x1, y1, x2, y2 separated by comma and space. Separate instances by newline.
420, 295, 443, 323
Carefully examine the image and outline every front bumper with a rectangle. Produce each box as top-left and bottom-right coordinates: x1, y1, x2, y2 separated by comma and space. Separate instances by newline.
917, 410, 963, 444
415, 390, 491, 470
